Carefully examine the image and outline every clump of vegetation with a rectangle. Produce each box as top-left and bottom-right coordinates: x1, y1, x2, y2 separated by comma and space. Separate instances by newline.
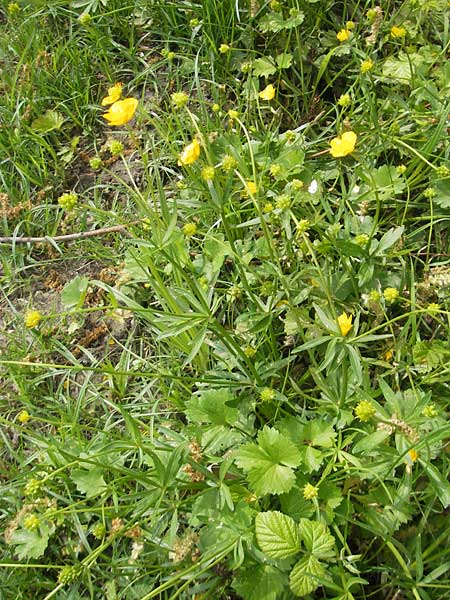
1, 1, 449, 599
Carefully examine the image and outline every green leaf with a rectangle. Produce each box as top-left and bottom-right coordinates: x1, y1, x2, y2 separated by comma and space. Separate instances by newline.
61, 276, 90, 309
413, 340, 449, 372
71, 467, 106, 497
255, 511, 300, 558
232, 564, 287, 600
252, 57, 276, 77
236, 427, 301, 495
300, 446, 323, 472
305, 420, 336, 448
382, 52, 424, 83
276, 53, 293, 69
31, 109, 65, 133
11, 522, 54, 559
289, 555, 325, 597
432, 176, 450, 209
186, 388, 238, 426
421, 461, 450, 508
373, 225, 404, 256
299, 519, 335, 559
259, 10, 304, 33
352, 429, 391, 454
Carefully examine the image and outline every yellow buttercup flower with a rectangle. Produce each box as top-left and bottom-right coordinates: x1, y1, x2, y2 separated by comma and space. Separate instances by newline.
407, 449, 418, 463
24, 310, 42, 329
330, 131, 357, 157
18, 410, 31, 423
360, 58, 374, 73
337, 29, 351, 42
103, 98, 138, 126
391, 25, 406, 38
337, 311, 353, 336
259, 84, 275, 101
101, 83, 123, 106
178, 138, 201, 166
244, 180, 258, 196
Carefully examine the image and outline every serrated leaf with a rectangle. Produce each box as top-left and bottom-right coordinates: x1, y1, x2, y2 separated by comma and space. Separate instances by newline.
255, 511, 300, 559
232, 564, 287, 600
31, 109, 65, 133
252, 57, 276, 77
289, 555, 325, 597
299, 519, 335, 559
306, 420, 336, 448
413, 340, 448, 372
301, 446, 323, 472
186, 388, 238, 426
71, 467, 106, 497
61, 276, 89, 309
432, 177, 450, 209
11, 522, 54, 559
259, 11, 304, 33
276, 53, 293, 69
236, 427, 301, 495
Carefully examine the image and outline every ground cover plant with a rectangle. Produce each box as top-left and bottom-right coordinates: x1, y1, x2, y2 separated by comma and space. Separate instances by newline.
1, 0, 450, 598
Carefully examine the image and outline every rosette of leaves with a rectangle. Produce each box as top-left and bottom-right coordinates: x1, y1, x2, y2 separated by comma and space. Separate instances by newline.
254, 511, 335, 597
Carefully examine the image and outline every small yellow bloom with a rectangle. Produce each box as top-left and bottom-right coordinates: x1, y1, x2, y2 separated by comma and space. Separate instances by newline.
24, 310, 42, 329
337, 93, 351, 107
360, 58, 374, 73
101, 83, 123, 106
330, 131, 357, 158
303, 483, 319, 500
182, 222, 197, 237
384, 349, 394, 361
18, 410, 31, 423
346, 21, 355, 30
354, 400, 376, 422
103, 98, 138, 126
337, 312, 353, 336
405, 449, 418, 464
201, 166, 215, 181
222, 155, 237, 171
391, 25, 406, 38
244, 180, 258, 196
383, 287, 399, 303
171, 91, 189, 109
337, 29, 351, 42
259, 84, 275, 101
178, 138, 201, 166
219, 43, 230, 54
228, 109, 239, 120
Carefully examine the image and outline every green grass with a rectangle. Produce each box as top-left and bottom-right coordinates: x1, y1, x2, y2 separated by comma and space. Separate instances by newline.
1, 1, 450, 599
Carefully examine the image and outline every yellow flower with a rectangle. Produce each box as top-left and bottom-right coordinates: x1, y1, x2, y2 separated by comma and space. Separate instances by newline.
183, 222, 197, 237
354, 400, 376, 422
330, 131, 357, 157
178, 138, 201, 166
303, 483, 319, 500
219, 43, 230, 54
259, 84, 275, 101
24, 310, 42, 329
18, 410, 31, 423
360, 58, 374, 73
244, 180, 257, 196
101, 83, 123, 106
201, 166, 215, 181
337, 311, 353, 336
103, 98, 138, 126
391, 25, 406, 38
337, 29, 351, 42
